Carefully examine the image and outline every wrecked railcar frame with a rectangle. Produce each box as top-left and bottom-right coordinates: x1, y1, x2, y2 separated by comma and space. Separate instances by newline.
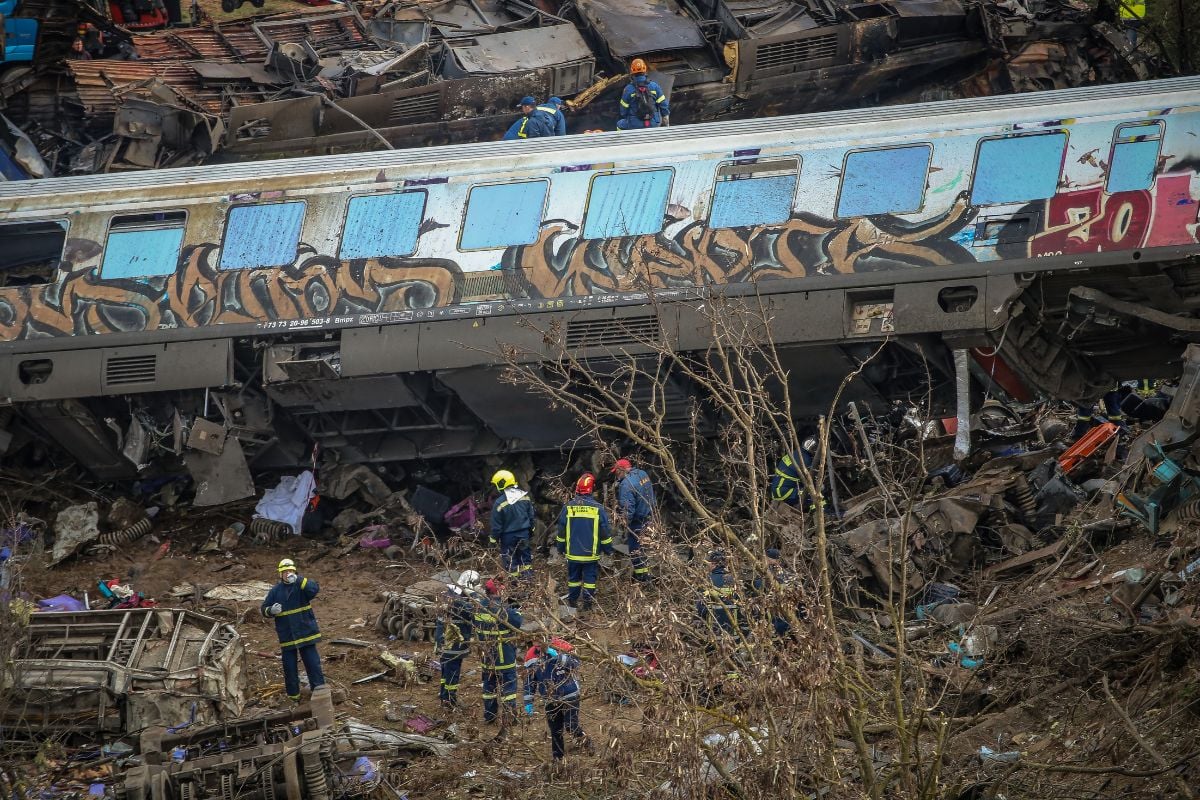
0, 78, 1199, 480
3, 608, 246, 738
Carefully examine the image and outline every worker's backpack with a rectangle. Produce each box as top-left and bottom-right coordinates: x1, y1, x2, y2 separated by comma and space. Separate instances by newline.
635, 86, 656, 123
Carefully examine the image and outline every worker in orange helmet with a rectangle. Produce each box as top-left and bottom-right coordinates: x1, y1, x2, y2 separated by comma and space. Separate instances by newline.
555, 473, 613, 612
617, 58, 670, 129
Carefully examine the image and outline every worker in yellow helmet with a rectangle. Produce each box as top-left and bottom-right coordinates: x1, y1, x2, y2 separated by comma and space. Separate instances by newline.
261, 558, 324, 702
489, 470, 535, 580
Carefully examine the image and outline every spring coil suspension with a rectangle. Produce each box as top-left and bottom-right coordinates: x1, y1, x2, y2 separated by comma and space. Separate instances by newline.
97, 516, 152, 546
1009, 475, 1038, 523
249, 518, 290, 542
301, 741, 331, 800
1176, 498, 1200, 522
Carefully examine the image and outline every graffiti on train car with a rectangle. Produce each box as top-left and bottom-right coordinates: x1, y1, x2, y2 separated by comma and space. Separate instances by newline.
0, 245, 463, 340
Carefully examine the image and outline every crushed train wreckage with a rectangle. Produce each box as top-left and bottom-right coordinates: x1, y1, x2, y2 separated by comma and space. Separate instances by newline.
0, 0, 1159, 172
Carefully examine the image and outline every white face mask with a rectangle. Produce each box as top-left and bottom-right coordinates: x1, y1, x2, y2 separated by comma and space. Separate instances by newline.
283, 572, 298, 584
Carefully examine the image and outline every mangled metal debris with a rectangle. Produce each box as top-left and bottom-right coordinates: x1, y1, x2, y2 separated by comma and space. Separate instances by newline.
3, 608, 246, 738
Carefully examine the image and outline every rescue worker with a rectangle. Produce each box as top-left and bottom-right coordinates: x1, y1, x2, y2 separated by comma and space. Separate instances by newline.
489, 469, 535, 580
537, 96, 567, 136
696, 550, 742, 636
1073, 389, 1126, 440
525, 639, 592, 761
1119, 0, 1143, 47
770, 449, 812, 507
617, 58, 669, 130
556, 473, 614, 611
502, 96, 555, 141
434, 570, 480, 709
475, 578, 524, 725
261, 558, 325, 702
612, 458, 656, 581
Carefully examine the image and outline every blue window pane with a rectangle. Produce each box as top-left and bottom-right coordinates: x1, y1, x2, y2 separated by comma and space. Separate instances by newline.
710, 175, 797, 228
460, 181, 548, 250
102, 227, 184, 278
340, 192, 425, 259
1107, 140, 1160, 193
971, 134, 1066, 206
583, 170, 672, 240
220, 202, 305, 270
837, 146, 930, 217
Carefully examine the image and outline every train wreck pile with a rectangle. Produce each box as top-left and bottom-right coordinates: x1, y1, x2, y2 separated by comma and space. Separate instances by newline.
0, 0, 1160, 174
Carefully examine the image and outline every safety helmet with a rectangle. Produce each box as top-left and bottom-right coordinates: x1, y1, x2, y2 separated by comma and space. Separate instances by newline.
630, 58, 648, 74
484, 578, 503, 595
576, 473, 596, 495
491, 469, 517, 491
611, 458, 632, 474
456, 569, 482, 591
549, 637, 573, 653
277, 558, 296, 573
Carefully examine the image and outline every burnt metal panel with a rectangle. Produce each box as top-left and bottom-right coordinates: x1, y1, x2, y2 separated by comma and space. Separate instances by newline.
229, 95, 322, 145
892, 279, 985, 334
444, 26, 593, 74
576, 0, 707, 57
736, 26, 848, 87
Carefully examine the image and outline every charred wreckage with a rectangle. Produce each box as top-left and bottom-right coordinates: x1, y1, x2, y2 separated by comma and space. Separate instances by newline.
0, 0, 1159, 174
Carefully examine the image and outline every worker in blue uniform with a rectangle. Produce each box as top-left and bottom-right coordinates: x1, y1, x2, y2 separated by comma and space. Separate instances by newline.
475, 579, 524, 724
770, 449, 813, 507
696, 550, 743, 636
612, 457, 656, 581
617, 58, 670, 129
537, 96, 567, 136
524, 639, 592, 760
434, 570, 480, 709
1073, 389, 1127, 440
261, 558, 325, 701
489, 469, 535, 580
502, 96, 556, 140
556, 473, 614, 610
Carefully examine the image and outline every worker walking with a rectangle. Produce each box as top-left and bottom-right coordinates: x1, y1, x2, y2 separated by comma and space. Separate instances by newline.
434, 570, 480, 709
612, 458, 656, 581
502, 96, 556, 141
525, 638, 592, 761
261, 558, 326, 702
475, 579, 524, 725
556, 473, 614, 611
537, 97, 567, 136
489, 469, 535, 580
617, 59, 669, 130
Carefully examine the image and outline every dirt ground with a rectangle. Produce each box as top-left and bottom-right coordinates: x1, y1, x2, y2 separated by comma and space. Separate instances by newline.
27, 510, 652, 797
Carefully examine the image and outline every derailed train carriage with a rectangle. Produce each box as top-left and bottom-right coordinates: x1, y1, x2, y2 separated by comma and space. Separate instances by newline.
0, 76, 1199, 484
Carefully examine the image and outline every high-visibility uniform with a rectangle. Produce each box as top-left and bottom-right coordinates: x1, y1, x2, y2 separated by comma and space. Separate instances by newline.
536, 104, 567, 136
1120, 0, 1144, 19
474, 596, 523, 722
261, 576, 325, 699
501, 109, 556, 140
525, 651, 586, 760
769, 450, 812, 506
617, 78, 670, 129
697, 566, 743, 636
490, 487, 535, 578
555, 494, 613, 609
434, 592, 474, 707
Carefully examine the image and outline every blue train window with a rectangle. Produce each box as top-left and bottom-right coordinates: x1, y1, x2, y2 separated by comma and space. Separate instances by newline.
460, 180, 549, 250
837, 145, 931, 218
583, 169, 673, 240
220, 201, 305, 270
709, 158, 799, 229
1107, 122, 1163, 194
971, 133, 1067, 206
101, 212, 186, 279
340, 191, 426, 259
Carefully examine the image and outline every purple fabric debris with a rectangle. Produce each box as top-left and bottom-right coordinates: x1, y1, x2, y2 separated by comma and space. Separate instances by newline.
38, 595, 86, 612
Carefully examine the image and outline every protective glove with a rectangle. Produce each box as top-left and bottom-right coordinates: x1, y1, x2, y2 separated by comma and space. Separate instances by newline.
268, 602, 283, 616
524, 702, 534, 716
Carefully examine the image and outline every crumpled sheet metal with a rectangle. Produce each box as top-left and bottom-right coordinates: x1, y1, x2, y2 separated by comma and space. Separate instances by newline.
50, 501, 101, 565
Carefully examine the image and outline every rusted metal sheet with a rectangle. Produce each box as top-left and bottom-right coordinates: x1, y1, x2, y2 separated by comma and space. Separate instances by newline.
65, 61, 269, 116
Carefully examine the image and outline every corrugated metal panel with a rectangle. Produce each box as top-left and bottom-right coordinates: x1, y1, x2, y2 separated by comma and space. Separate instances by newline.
64, 62, 271, 116
130, 9, 373, 62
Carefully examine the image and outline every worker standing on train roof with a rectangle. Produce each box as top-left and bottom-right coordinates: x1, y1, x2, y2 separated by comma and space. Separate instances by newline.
537, 97, 567, 136
617, 59, 670, 130
261, 558, 326, 702
502, 96, 556, 141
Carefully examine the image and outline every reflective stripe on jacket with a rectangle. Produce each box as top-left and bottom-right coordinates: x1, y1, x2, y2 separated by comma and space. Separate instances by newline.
556, 494, 613, 562
474, 596, 523, 671
262, 577, 321, 650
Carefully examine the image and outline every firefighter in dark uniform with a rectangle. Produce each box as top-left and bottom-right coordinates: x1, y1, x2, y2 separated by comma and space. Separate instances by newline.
502, 96, 556, 140
434, 570, 480, 709
489, 469, 535, 580
555, 473, 614, 610
697, 550, 743, 636
617, 58, 670, 129
525, 639, 592, 761
613, 457, 656, 581
261, 558, 325, 701
475, 579, 524, 724
770, 449, 812, 507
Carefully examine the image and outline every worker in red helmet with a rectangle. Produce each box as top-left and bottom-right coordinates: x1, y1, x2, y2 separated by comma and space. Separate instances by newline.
612, 457, 657, 581
474, 577, 524, 726
555, 473, 613, 612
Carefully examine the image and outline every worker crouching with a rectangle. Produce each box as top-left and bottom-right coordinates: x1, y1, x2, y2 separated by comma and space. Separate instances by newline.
261, 558, 325, 701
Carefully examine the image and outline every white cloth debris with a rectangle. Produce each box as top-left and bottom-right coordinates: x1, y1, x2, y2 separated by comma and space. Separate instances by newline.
503, 487, 528, 505
253, 470, 315, 535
